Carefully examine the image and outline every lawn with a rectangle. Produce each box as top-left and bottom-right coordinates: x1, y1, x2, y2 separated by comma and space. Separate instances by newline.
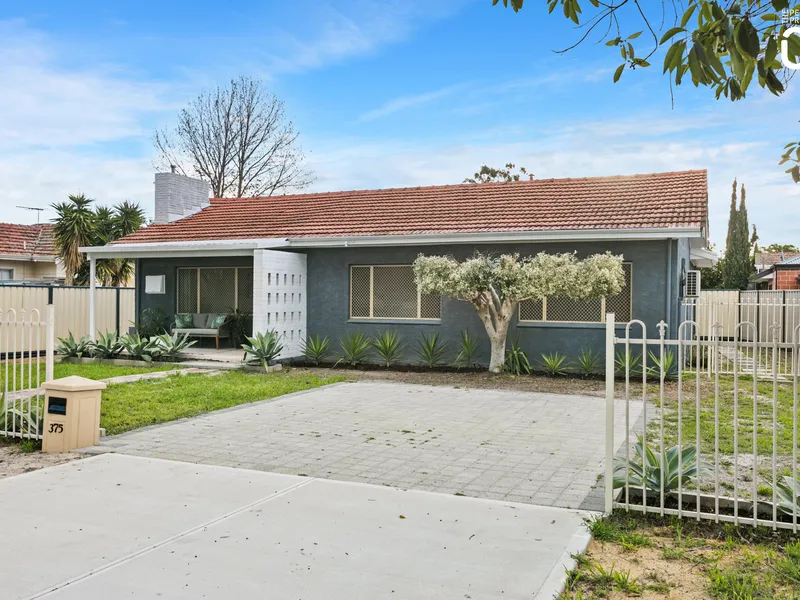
100, 370, 347, 435
0, 361, 175, 389
562, 512, 800, 599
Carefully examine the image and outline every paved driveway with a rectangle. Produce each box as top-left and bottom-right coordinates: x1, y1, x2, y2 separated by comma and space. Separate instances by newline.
96, 381, 641, 511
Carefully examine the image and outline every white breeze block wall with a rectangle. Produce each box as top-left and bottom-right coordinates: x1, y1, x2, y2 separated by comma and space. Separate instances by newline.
253, 249, 307, 359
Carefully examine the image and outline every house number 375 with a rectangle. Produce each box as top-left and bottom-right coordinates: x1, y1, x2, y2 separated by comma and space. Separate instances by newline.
48, 423, 64, 434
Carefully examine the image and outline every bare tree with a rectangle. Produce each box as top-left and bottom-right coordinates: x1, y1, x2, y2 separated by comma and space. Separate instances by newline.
154, 77, 314, 197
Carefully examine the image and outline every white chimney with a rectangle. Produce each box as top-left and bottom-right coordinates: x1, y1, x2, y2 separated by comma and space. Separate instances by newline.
153, 170, 211, 224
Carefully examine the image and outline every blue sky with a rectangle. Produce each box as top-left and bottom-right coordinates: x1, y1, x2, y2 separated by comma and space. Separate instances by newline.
1, 0, 798, 245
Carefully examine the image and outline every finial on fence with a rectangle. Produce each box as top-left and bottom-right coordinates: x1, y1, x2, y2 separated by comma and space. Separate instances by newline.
656, 320, 668, 338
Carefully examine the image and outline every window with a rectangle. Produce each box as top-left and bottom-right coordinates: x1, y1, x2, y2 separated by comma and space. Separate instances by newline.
350, 265, 440, 320
518, 262, 632, 323
0, 268, 13, 281
176, 267, 254, 313
144, 275, 165, 294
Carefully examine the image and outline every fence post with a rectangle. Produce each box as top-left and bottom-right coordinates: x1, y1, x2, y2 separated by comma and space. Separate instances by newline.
605, 312, 616, 514
45, 304, 54, 382
115, 287, 121, 335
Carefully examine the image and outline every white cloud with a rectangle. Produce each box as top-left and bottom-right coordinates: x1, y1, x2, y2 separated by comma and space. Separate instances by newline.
359, 83, 470, 121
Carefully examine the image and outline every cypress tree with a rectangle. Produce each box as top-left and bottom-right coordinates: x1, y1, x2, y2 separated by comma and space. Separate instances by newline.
722, 180, 755, 289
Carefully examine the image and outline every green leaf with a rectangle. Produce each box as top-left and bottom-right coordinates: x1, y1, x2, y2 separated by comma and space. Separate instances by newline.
660, 26, 685, 44
736, 18, 760, 59
627, 31, 642, 40
729, 43, 745, 80
613, 63, 625, 83
680, 4, 697, 28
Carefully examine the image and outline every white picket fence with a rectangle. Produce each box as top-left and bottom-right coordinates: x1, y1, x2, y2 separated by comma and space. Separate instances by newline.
0, 306, 54, 441
605, 313, 799, 531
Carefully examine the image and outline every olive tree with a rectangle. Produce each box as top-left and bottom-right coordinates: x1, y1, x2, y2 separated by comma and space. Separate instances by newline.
413, 252, 625, 373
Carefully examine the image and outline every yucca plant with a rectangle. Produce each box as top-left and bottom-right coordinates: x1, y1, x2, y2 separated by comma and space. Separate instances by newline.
56, 332, 93, 358
415, 332, 449, 368
301, 334, 332, 366
539, 351, 569, 376
615, 350, 643, 377
776, 477, 800, 518
91, 331, 123, 359
372, 330, 403, 368
336, 332, 372, 368
613, 436, 710, 495
577, 347, 602, 377
152, 332, 196, 359
242, 331, 284, 371
119, 333, 163, 362
504, 336, 531, 375
453, 329, 480, 370
647, 349, 677, 380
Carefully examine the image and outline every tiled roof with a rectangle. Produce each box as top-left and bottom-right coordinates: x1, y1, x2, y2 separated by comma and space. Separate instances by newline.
777, 254, 800, 266
0, 223, 56, 258
116, 170, 708, 245
756, 252, 800, 267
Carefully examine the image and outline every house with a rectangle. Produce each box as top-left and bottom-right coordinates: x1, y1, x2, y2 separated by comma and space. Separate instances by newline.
0, 223, 64, 283
81, 169, 713, 363
751, 253, 800, 290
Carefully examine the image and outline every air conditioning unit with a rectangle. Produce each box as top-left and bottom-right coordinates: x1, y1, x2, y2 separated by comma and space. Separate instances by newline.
684, 270, 701, 297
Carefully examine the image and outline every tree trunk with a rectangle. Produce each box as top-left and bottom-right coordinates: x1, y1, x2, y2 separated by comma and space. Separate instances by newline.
488, 316, 511, 374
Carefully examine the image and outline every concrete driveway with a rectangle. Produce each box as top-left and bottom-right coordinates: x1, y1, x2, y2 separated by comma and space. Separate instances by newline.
2, 454, 590, 599
96, 381, 641, 511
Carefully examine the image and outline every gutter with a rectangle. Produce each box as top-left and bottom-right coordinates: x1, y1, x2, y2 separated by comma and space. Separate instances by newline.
80, 238, 290, 259
0, 254, 57, 262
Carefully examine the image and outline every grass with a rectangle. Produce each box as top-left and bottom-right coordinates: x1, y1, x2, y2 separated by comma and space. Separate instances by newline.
561, 512, 800, 599
0, 361, 175, 390
100, 370, 347, 435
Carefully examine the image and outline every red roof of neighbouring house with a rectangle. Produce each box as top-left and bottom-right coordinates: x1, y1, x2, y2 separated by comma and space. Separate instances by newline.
755, 252, 800, 267
0, 223, 56, 258
116, 170, 709, 244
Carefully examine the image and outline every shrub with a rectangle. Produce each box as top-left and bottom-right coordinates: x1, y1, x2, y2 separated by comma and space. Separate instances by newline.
453, 329, 480, 370
242, 331, 284, 371
56, 333, 93, 358
336, 332, 371, 368
135, 307, 167, 338
301, 334, 332, 366
415, 332, 449, 368
226, 309, 250, 348
372, 330, 403, 368
613, 436, 710, 494
539, 352, 569, 376
119, 333, 163, 362
91, 331, 123, 359
152, 332, 196, 359
504, 336, 531, 375
576, 347, 602, 377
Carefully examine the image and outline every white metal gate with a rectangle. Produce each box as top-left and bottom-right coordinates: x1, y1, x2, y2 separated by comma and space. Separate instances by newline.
0, 306, 54, 441
605, 312, 799, 531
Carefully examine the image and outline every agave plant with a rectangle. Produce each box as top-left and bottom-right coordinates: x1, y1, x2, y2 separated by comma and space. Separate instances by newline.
415, 331, 449, 368
776, 477, 800, 518
119, 333, 163, 362
335, 332, 372, 368
615, 350, 643, 377
301, 334, 332, 366
647, 349, 677, 379
56, 332, 93, 358
613, 436, 710, 494
242, 331, 284, 371
372, 330, 403, 368
91, 331, 123, 359
152, 332, 196, 359
504, 336, 531, 375
577, 347, 602, 377
539, 351, 569, 376
453, 329, 480, 370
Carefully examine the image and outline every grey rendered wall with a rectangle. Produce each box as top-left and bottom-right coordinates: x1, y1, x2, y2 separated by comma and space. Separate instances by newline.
304, 240, 680, 366
135, 256, 254, 330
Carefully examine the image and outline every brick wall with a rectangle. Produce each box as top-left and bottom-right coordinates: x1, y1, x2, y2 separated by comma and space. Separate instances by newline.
775, 268, 800, 290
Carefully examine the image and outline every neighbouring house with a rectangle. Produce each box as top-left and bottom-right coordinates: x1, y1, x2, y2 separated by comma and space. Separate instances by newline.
0, 223, 65, 283
81, 169, 714, 363
751, 254, 800, 290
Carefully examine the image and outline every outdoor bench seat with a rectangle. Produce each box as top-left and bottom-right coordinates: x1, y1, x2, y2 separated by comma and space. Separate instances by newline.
172, 313, 229, 349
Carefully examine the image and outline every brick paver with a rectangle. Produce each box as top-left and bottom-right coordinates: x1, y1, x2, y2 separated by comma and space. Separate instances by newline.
95, 381, 641, 511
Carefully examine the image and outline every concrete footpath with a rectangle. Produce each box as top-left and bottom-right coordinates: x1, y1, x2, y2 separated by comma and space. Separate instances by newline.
0, 454, 592, 599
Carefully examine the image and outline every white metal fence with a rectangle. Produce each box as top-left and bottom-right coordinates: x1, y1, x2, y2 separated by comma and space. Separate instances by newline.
682, 290, 800, 378
605, 313, 799, 531
0, 306, 54, 441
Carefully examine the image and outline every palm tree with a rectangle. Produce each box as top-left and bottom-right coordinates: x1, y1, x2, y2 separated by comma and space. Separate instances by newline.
51, 194, 96, 285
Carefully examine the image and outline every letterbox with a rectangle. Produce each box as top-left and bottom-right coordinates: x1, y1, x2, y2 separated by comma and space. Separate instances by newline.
41, 376, 106, 453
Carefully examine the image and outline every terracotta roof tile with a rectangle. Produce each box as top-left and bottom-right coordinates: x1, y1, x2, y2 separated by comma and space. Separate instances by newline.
0, 223, 56, 257
116, 170, 708, 245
